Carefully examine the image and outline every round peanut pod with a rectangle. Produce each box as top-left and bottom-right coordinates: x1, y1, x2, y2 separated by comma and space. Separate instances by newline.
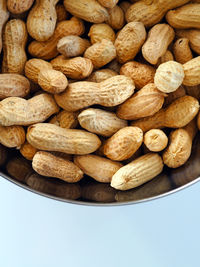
106, 5, 125, 30
49, 110, 78, 129
87, 69, 117, 83
38, 69, 68, 94
144, 129, 168, 152
7, 0, 34, 14
154, 61, 185, 93
57, 36, 90, 58
88, 24, 115, 44
173, 38, 193, 64
0, 125, 25, 148
103, 127, 143, 161
32, 151, 83, 183
74, 155, 122, 183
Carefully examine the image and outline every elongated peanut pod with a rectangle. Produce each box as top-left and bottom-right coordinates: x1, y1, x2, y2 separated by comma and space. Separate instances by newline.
0, 94, 59, 126
163, 120, 197, 168
27, 123, 101, 155
183, 56, 200, 86
0, 125, 25, 148
74, 155, 122, 183
88, 24, 115, 44
111, 153, 164, 191
32, 151, 83, 183
54, 75, 135, 112
106, 5, 125, 30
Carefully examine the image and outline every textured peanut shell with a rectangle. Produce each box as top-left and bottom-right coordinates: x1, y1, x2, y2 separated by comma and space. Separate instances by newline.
28, 17, 85, 60
55, 4, 68, 22
7, 0, 34, 14
20, 141, 38, 161
111, 153, 164, 191
54, 75, 135, 112
106, 5, 125, 30
32, 151, 83, 182
84, 39, 116, 69
107, 59, 121, 74
144, 129, 168, 152
166, 3, 200, 29
103, 126, 143, 161
51, 56, 93, 80
176, 29, 200, 55
183, 56, 200, 86
114, 22, 146, 64
156, 50, 174, 66
64, 0, 109, 23
87, 69, 117, 83
142, 24, 175, 65
117, 83, 166, 120
2, 19, 27, 74
98, 0, 119, 8
74, 155, 122, 183
0, 0, 9, 54
164, 86, 186, 106
173, 38, 193, 64
27, 123, 101, 155
119, 1, 131, 13
6, 157, 32, 182
0, 94, 59, 126
0, 74, 30, 100
49, 110, 78, 129
78, 108, 127, 137
120, 61, 155, 89
88, 24, 115, 44
0, 125, 25, 148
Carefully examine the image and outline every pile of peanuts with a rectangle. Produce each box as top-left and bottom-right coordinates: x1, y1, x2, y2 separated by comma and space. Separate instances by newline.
0, 0, 200, 192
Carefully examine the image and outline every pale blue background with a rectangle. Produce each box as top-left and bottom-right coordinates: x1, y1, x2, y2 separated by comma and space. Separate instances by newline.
0, 177, 199, 267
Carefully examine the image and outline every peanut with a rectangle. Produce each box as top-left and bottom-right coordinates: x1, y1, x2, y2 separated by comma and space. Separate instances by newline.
2, 19, 27, 74
131, 95, 199, 132
63, 0, 109, 23
173, 38, 193, 64
107, 59, 121, 73
87, 69, 117, 83
57, 36, 90, 58
144, 129, 168, 152
0, 0, 9, 54
78, 108, 127, 137
55, 4, 68, 22
106, 5, 125, 30
120, 61, 155, 89
166, 3, 200, 29
54, 75, 135, 112
38, 69, 68, 94
114, 22, 146, 64
84, 39, 116, 69
183, 56, 200, 86
27, 123, 101, 155
154, 61, 185, 93
185, 85, 200, 100
7, 0, 34, 14
142, 24, 175, 65
49, 110, 78, 129
117, 83, 166, 120
74, 154, 122, 183
88, 24, 115, 44
32, 151, 83, 182
97, 0, 119, 9
156, 50, 174, 66
0, 74, 30, 100
0, 125, 25, 148
176, 29, 200, 55
0, 94, 59, 126
111, 153, 164, 190
119, 1, 131, 13
163, 120, 197, 168
28, 17, 85, 60
20, 141, 38, 161
164, 85, 186, 106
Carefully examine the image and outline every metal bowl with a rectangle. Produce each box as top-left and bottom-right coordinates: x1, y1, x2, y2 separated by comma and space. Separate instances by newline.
1, 134, 200, 206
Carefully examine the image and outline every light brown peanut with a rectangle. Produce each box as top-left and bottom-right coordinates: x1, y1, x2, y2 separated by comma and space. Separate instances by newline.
111, 153, 164, 190
2, 19, 27, 74
54, 75, 135, 112
0, 125, 25, 148
0, 74, 30, 100
156, 50, 174, 66
78, 108, 127, 137
51, 56, 93, 80
163, 120, 197, 168
88, 24, 115, 44
84, 39, 116, 68
38, 69, 68, 94
176, 29, 200, 55
74, 155, 122, 183
7, 0, 34, 14
173, 38, 193, 64
0, 94, 59, 126
27, 123, 101, 155
49, 110, 78, 129
131, 95, 199, 132
0, 0, 9, 54
154, 61, 185, 93
142, 24, 175, 65
32, 151, 83, 182
87, 69, 117, 83
63, 0, 109, 23
97, 0, 119, 8
56, 4, 68, 22
144, 129, 168, 152
117, 83, 166, 120
166, 3, 200, 29
106, 5, 125, 30
183, 56, 200, 86
120, 61, 155, 89
28, 17, 85, 60
20, 141, 38, 161
114, 22, 146, 64
57, 36, 90, 58
103, 126, 143, 161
